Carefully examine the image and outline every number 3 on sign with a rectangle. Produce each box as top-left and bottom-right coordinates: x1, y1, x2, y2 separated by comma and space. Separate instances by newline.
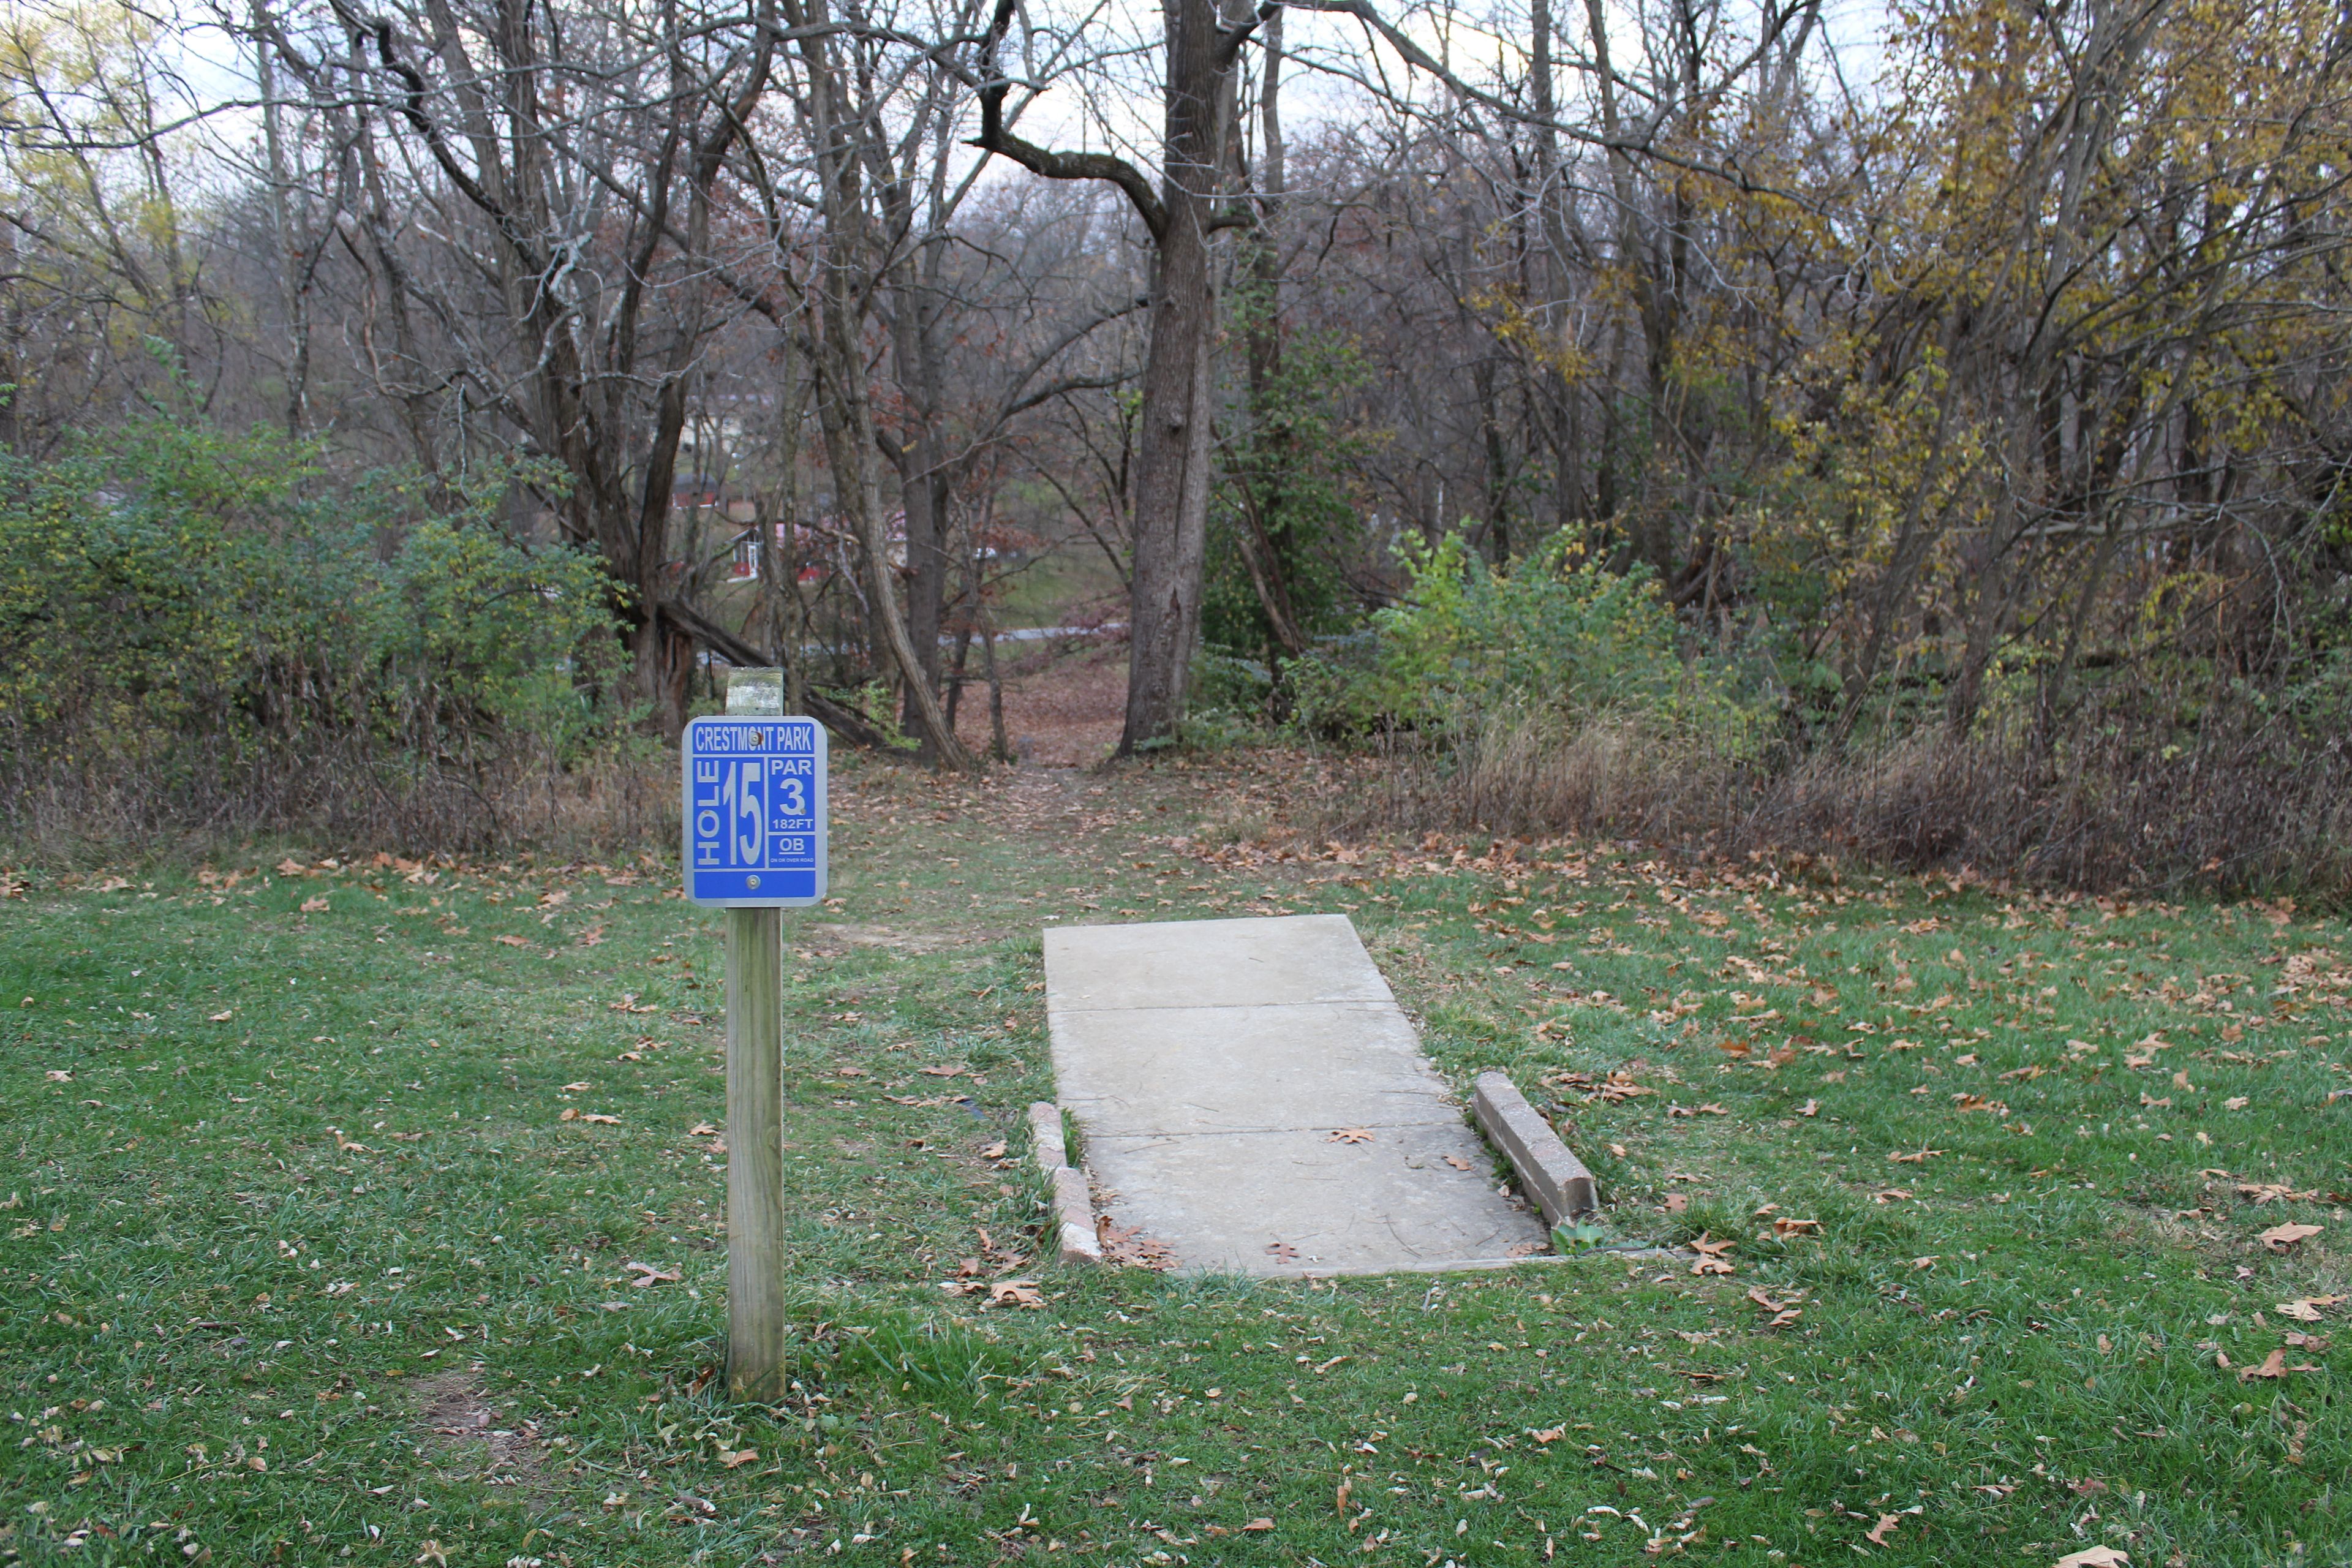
681, 716, 827, 908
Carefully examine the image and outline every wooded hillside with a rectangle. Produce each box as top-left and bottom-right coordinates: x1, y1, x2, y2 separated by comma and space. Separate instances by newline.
3, 0, 2347, 889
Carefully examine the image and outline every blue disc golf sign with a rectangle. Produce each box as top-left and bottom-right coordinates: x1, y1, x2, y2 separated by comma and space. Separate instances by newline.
682, 716, 828, 907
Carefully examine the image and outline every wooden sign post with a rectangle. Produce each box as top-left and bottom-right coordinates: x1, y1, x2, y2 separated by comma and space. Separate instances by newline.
684, 668, 827, 1400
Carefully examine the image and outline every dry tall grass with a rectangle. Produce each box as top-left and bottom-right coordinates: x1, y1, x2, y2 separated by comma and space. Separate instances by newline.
1328, 706, 2352, 900
1, 741, 673, 865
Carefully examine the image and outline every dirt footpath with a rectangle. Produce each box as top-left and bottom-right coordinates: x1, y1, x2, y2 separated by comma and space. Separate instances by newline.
951, 636, 1127, 766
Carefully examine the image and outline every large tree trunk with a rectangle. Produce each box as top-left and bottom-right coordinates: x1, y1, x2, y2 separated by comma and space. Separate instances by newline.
1118, 0, 1229, 754
888, 262, 954, 761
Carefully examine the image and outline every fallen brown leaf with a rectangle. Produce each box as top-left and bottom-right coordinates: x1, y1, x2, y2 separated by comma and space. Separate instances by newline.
1098, 1218, 1176, 1270
2277, 1294, 2347, 1321
1746, 1285, 1805, 1329
2260, 1221, 2323, 1251
988, 1280, 1045, 1308
2237, 1182, 2318, 1205
1865, 1513, 1899, 1546
1327, 1128, 1375, 1144
2050, 1547, 2130, 1568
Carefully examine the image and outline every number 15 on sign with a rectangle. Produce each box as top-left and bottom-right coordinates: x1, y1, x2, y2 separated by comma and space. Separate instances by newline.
682, 716, 827, 907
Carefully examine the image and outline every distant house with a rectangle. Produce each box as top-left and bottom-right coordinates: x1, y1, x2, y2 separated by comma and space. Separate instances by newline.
671, 474, 723, 512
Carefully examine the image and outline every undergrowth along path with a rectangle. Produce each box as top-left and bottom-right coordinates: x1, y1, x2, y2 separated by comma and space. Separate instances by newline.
2, 747, 2348, 1566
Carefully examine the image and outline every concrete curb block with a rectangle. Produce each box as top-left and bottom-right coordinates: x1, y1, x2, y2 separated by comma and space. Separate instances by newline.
1026, 1101, 1069, 1177
1472, 1071, 1597, 1226
1027, 1100, 1101, 1265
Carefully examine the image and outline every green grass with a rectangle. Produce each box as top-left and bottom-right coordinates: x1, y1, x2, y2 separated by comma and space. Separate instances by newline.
3, 752, 2348, 1566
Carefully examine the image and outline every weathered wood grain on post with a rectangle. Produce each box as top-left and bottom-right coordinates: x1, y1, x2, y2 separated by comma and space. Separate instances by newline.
724, 667, 790, 1401
724, 905, 787, 1399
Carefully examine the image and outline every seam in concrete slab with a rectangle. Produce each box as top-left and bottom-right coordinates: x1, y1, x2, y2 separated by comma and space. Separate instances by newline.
1047, 1001, 1405, 1015
1066, 1120, 1468, 1140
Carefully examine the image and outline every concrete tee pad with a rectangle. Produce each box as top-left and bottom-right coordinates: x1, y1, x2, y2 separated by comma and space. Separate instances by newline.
1044, 914, 1550, 1275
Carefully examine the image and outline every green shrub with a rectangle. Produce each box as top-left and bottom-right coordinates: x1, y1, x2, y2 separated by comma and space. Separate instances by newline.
1289, 532, 1762, 753
0, 420, 633, 848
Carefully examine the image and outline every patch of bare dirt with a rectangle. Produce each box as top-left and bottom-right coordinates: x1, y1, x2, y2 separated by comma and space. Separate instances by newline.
792, 922, 1011, 956
415, 1373, 545, 1495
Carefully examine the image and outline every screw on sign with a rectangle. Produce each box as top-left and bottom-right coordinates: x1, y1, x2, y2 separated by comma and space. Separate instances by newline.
683, 668, 828, 1401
